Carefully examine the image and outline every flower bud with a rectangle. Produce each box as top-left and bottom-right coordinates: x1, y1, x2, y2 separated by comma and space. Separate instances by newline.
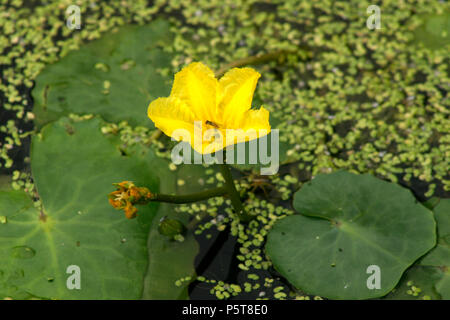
108, 181, 154, 219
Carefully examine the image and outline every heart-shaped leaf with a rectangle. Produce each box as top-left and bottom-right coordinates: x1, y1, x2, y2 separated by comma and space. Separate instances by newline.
266, 171, 436, 299
0, 117, 159, 299
136, 149, 208, 300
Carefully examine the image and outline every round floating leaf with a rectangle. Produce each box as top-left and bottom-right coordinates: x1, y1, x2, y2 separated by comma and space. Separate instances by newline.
107, 144, 211, 299
139, 152, 206, 300
143, 203, 198, 300
266, 171, 436, 299
126, 144, 219, 299
32, 20, 173, 128
0, 117, 159, 299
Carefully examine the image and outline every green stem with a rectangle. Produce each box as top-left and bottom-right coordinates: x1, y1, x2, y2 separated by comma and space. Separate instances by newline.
152, 186, 227, 204
219, 163, 253, 222
214, 49, 301, 78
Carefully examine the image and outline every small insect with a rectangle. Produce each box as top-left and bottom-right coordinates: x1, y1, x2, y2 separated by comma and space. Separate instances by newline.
205, 120, 220, 128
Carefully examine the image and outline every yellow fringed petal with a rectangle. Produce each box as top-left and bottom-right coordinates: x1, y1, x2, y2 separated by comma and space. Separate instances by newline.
222, 107, 271, 147
147, 96, 196, 143
170, 62, 218, 121
239, 106, 271, 134
218, 67, 261, 127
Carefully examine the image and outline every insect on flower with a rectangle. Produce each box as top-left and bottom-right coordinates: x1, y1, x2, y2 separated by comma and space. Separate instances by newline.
205, 120, 220, 128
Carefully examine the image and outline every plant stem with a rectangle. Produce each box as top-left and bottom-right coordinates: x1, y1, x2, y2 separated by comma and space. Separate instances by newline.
215, 49, 300, 77
219, 163, 253, 222
152, 186, 227, 204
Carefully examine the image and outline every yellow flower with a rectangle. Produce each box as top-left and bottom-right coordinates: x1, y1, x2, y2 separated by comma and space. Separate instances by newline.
147, 62, 270, 154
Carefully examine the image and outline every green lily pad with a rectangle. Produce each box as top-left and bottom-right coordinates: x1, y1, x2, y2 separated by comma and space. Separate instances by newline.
419, 199, 450, 299
118, 144, 215, 299
0, 117, 204, 300
0, 117, 159, 299
137, 149, 205, 300
266, 171, 436, 299
32, 20, 173, 129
